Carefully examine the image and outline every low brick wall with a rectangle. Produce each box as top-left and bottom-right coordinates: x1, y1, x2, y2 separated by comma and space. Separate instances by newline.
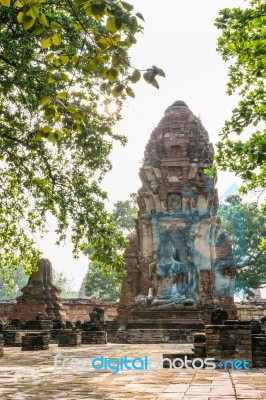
62, 299, 118, 322
252, 335, 266, 368
0, 300, 16, 322
0, 299, 118, 323
205, 323, 252, 365
0, 300, 265, 324
237, 302, 266, 320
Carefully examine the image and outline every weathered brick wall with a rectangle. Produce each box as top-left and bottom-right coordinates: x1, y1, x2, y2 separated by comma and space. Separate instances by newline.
117, 234, 140, 323
237, 303, 266, 320
63, 299, 118, 322
205, 324, 252, 365
1, 299, 265, 324
252, 335, 266, 368
0, 299, 118, 323
0, 301, 15, 322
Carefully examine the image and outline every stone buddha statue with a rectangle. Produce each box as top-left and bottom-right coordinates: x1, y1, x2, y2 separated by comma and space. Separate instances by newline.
135, 236, 195, 309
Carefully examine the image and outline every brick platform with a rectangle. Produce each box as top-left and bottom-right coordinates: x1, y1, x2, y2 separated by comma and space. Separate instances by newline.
58, 330, 81, 347
81, 331, 107, 344
4, 331, 23, 347
252, 335, 266, 368
21, 333, 49, 351
205, 323, 252, 365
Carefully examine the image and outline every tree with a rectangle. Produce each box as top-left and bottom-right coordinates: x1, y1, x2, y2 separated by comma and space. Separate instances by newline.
53, 270, 78, 298
0, 267, 28, 300
217, 194, 266, 295
84, 262, 121, 300
112, 192, 137, 234
0, 1, 164, 285
84, 194, 137, 299
214, 0, 266, 198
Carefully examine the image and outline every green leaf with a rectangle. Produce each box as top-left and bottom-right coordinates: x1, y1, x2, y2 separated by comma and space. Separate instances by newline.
59, 55, 69, 64
126, 86, 135, 97
228, 42, 237, 51
33, 131, 43, 141
152, 65, 165, 77
56, 92, 68, 100
17, 12, 23, 23
32, 25, 44, 35
39, 96, 52, 107
41, 37, 52, 49
15, 0, 23, 7
67, 105, 77, 114
22, 15, 35, 30
45, 106, 56, 119
0, 0, 10, 6
48, 131, 57, 143
51, 72, 63, 81
71, 54, 79, 63
143, 70, 155, 83
51, 21, 63, 30
150, 78, 159, 89
112, 53, 119, 67
121, 1, 134, 11
113, 83, 124, 96
38, 13, 49, 27
86, 60, 98, 71
136, 12, 145, 21
130, 69, 141, 83
52, 33, 61, 46
91, 3, 105, 16
106, 17, 118, 33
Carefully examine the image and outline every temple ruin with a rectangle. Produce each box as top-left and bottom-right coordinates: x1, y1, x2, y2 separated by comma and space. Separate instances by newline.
118, 101, 237, 341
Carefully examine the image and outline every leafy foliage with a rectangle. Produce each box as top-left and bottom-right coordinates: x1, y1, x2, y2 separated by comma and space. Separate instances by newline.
84, 262, 121, 300
218, 194, 266, 295
112, 192, 137, 234
0, 1, 164, 284
0, 267, 28, 300
215, 0, 266, 197
53, 270, 78, 298
84, 193, 137, 299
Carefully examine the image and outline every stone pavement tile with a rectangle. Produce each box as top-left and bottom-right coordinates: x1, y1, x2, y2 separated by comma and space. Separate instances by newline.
186, 386, 211, 394
182, 396, 210, 400
236, 390, 263, 399
163, 384, 189, 392
157, 393, 184, 400
123, 383, 168, 393
210, 387, 235, 395
235, 385, 258, 390
208, 398, 235, 400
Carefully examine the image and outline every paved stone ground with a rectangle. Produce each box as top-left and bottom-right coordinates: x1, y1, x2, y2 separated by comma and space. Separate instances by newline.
0, 343, 265, 400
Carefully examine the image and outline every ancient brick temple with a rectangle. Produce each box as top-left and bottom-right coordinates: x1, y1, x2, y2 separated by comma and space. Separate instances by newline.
118, 101, 237, 330
9, 258, 67, 322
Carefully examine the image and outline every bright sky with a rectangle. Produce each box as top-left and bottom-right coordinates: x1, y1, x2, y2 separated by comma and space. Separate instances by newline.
39, 0, 250, 292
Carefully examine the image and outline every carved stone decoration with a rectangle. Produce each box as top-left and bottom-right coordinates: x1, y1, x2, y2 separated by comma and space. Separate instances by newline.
9, 258, 67, 322
118, 100, 237, 324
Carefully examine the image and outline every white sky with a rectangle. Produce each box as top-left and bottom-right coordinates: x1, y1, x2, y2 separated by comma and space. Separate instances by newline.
39, 0, 252, 292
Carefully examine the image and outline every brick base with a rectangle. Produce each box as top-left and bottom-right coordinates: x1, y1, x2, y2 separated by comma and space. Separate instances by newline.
81, 331, 107, 344
252, 335, 266, 368
58, 331, 81, 347
21, 333, 49, 351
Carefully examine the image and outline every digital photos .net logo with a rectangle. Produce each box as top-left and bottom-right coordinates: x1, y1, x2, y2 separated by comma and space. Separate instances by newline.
54, 354, 250, 375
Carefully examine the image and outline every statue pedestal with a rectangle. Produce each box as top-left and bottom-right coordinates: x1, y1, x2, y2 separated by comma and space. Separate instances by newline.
123, 307, 204, 344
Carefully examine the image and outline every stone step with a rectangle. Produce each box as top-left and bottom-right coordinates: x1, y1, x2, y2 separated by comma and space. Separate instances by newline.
126, 319, 204, 330
124, 329, 202, 344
